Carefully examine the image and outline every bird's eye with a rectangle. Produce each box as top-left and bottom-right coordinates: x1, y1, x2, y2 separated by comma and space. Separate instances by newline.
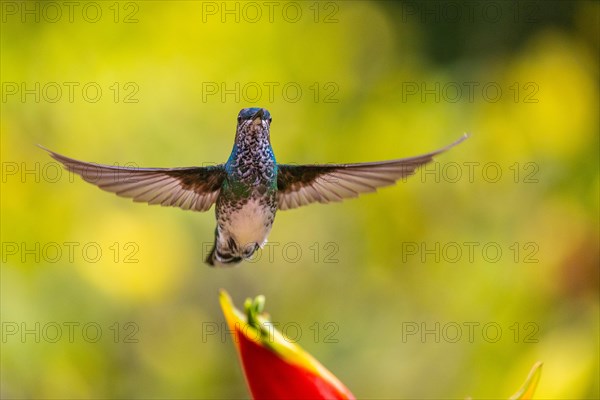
237, 116, 242, 123
268, 118, 272, 124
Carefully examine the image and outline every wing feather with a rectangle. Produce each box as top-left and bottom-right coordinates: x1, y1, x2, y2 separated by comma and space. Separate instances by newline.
41, 146, 226, 212
277, 134, 468, 210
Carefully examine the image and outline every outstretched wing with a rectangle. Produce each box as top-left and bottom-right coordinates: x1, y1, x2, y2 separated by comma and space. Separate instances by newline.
42, 146, 226, 211
276, 134, 468, 210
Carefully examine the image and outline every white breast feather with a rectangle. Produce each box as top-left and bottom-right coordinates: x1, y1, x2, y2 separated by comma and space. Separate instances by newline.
226, 198, 271, 248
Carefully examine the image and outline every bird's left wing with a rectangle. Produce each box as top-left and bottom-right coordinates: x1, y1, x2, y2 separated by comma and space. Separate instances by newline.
42, 147, 226, 212
276, 134, 468, 210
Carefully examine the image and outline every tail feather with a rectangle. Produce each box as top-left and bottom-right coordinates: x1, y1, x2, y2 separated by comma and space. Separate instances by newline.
205, 231, 218, 266
204, 229, 259, 267
205, 241, 242, 267
205, 244, 216, 266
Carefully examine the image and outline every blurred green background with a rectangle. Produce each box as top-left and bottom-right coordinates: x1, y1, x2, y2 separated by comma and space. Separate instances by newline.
1, 1, 598, 398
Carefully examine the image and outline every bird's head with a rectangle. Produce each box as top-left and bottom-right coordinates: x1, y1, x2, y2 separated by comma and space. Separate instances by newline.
235, 108, 272, 143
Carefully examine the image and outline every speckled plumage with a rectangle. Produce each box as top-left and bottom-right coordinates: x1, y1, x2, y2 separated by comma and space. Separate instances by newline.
210, 108, 278, 266
43, 107, 468, 267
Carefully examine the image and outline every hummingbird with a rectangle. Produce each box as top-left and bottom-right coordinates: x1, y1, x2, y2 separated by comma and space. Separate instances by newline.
43, 107, 467, 267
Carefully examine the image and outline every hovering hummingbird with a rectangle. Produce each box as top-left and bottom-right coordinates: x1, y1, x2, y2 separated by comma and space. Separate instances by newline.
43, 108, 467, 267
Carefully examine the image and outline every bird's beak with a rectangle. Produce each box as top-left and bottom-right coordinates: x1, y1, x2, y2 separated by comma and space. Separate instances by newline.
252, 109, 264, 125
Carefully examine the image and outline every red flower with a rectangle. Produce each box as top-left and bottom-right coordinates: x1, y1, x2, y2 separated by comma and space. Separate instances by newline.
219, 290, 355, 400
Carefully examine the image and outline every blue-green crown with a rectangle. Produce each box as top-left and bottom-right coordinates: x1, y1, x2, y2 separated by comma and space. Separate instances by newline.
238, 108, 271, 121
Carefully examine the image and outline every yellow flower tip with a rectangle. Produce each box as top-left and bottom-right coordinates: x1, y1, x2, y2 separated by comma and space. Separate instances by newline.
218, 288, 230, 303
218, 290, 246, 330
509, 361, 543, 400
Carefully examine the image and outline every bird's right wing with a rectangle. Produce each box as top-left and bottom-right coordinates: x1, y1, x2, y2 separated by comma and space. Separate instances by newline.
42, 147, 226, 212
